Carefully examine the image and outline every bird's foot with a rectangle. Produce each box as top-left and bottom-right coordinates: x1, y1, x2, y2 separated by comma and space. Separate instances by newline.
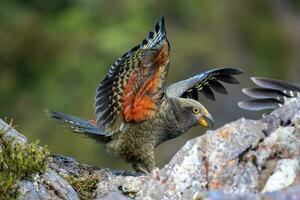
132, 163, 149, 174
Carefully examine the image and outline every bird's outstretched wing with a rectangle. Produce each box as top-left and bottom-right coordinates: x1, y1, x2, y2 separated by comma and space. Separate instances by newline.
166, 68, 243, 101
95, 16, 170, 136
238, 77, 300, 111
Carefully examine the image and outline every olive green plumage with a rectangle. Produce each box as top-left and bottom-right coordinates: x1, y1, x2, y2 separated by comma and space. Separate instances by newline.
47, 16, 243, 173
105, 98, 211, 172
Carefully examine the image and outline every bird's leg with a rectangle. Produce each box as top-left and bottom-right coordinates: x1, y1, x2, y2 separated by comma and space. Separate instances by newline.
142, 148, 156, 173
132, 146, 156, 174
132, 163, 148, 174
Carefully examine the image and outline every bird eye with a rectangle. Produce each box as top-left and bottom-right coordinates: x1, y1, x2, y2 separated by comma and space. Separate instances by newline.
193, 108, 200, 114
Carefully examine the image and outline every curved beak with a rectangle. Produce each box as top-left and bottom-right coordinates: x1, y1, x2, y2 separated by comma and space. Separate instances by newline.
199, 113, 214, 128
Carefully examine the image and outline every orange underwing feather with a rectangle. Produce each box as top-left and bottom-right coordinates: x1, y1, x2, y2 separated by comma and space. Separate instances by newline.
122, 42, 169, 122
94, 16, 169, 135
89, 119, 96, 125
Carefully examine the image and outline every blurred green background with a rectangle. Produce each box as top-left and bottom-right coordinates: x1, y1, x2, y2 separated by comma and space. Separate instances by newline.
1, 0, 300, 170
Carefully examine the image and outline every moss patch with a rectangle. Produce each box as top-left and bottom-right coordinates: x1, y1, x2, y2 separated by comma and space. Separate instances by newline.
64, 173, 99, 200
0, 126, 51, 199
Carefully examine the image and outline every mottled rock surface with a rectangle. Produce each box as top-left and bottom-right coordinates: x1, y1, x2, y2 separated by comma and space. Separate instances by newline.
0, 98, 299, 200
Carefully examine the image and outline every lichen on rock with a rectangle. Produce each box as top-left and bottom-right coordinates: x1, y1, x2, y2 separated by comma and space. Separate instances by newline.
63, 173, 99, 200
0, 121, 50, 200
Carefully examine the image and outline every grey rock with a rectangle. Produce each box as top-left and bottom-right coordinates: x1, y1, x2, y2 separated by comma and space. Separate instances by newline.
0, 119, 27, 144
0, 98, 300, 200
17, 171, 79, 200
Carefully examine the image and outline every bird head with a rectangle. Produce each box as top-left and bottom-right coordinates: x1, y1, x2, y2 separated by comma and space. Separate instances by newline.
171, 98, 214, 131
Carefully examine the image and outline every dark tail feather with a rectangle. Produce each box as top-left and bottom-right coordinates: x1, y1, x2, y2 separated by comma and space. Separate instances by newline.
45, 109, 108, 141
239, 77, 300, 111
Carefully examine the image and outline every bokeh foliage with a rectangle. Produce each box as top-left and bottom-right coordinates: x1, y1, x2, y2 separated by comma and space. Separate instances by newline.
1, 0, 299, 170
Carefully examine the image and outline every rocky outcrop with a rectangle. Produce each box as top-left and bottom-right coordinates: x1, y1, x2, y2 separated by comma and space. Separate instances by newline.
0, 98, 300, 200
